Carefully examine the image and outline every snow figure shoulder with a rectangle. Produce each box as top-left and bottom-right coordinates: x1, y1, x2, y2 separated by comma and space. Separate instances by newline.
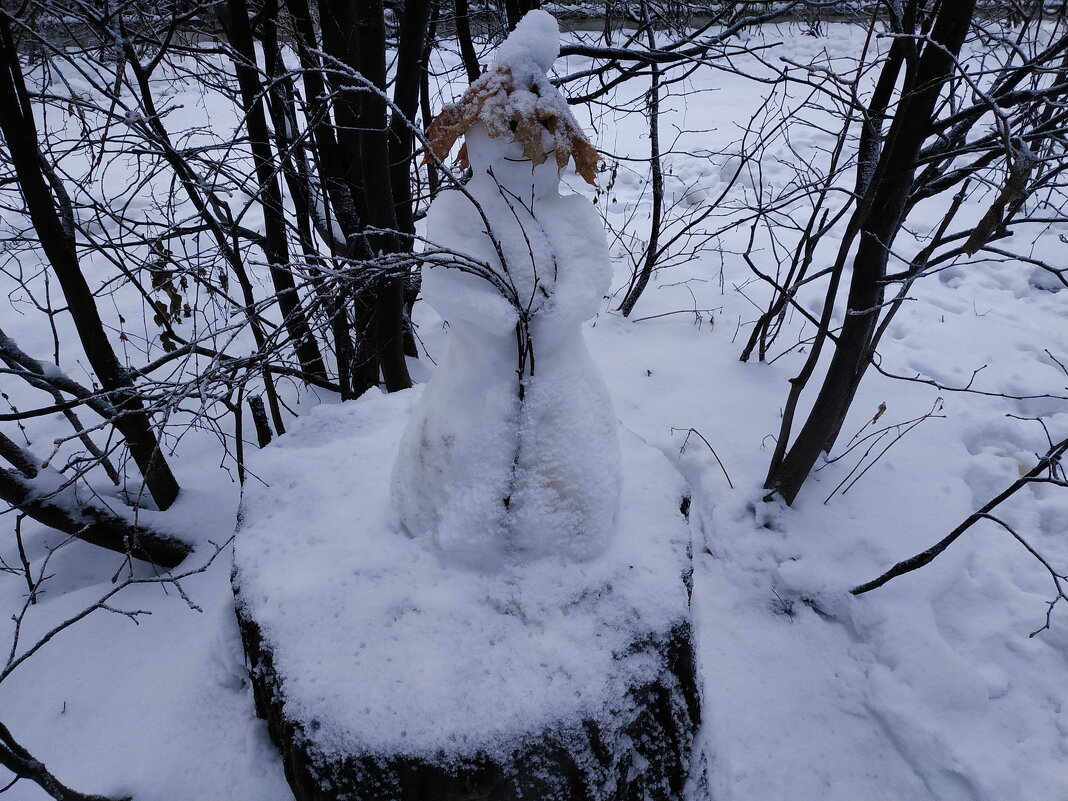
391, 10, 621, 571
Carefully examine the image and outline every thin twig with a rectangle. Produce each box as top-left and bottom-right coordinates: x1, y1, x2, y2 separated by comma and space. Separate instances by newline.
672, 427, 734, 489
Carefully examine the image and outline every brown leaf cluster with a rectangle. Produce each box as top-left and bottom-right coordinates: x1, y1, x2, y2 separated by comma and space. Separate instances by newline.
424, 66, 599, 185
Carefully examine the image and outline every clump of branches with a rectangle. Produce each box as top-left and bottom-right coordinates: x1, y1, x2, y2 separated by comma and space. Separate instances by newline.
548, 0, 822, 317
0, 0, 445, 560
732, 0, 1068, 503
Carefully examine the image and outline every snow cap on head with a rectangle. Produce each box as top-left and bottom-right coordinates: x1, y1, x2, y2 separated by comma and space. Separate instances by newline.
494, 9, 559, 74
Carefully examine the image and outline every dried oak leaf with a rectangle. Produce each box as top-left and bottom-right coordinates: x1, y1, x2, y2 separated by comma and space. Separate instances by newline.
567, 124, 599, 185
424, 68, 509, 165
424, 102, 470, 166
424, 66, 599, 185
512, 112, 552, 167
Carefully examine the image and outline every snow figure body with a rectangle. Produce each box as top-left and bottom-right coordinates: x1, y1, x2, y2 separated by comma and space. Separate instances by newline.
391, 11, 621, 570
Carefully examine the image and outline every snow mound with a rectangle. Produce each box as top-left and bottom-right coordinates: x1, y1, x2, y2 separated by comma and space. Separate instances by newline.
234, 389, 691, 760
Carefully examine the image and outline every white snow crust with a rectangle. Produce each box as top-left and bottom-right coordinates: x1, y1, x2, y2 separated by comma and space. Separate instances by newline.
236, 389, 691, 758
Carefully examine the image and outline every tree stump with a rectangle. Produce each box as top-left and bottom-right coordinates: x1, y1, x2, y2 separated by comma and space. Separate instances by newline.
232, 392, 706, 801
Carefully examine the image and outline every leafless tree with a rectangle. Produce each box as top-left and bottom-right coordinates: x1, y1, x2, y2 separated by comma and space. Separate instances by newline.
733, 0, 1068, 504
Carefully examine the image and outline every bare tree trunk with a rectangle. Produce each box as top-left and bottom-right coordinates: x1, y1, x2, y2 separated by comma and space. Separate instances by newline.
504, 0, 541, 30
318, 0, 412, 396
0, 15, 180, 510
766, 0, 978, 504
390, 0, 432, 360
421, 5, 442, 200
453, 0, 482, 83
354, 0, 413, 394
389, 0, 432, 240
222, 0, 328, 382
283, 0, 361, 397
617, 4, 662, 318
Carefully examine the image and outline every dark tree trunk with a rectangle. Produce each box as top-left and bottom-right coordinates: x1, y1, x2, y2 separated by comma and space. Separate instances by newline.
766, 0, 978, 505
319, 0, 413, 396
222, 0, 328, 382
285, 0, 362, 241
284, 0, 361, 398
618, 9, 662, 318
420, 16, 441, 201
389, 0, 432, 239
351, 0, 413, 394
504, 0, 541, 30
390, 0, 432, 361
0, 16, 181, 510
318, 0, 382, 398
258, 0, 352, 389
453, 0, 482, 83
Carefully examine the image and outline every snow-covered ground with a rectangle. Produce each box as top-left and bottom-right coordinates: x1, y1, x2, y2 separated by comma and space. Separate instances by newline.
2, 20, 1067, 801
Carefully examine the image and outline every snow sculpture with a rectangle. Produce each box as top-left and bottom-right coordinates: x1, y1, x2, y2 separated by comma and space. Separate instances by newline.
391, 10, 621, 569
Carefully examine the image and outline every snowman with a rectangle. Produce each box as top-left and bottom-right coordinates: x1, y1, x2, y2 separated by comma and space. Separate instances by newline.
391, 11, 621, 570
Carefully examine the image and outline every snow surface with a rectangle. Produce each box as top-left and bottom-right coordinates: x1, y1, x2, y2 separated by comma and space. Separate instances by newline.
2, 19, 1067, 801
236, 389, 691, 757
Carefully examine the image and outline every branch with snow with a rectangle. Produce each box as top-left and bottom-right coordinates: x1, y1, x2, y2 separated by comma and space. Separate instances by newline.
0, 448, 191, 569
852, 435, 1068, 637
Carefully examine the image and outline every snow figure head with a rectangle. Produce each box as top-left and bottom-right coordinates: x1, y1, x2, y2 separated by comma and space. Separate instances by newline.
392, 11, 621, 572
425, 10, 597, 201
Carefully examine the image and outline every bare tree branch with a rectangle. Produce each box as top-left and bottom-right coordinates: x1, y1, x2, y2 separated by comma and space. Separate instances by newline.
852, 436, 1068, 596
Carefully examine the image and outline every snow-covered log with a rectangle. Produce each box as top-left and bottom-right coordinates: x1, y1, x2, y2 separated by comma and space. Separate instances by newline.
236, 612, 701, 801
0, 466, 190, 568
232, 393, 706, 801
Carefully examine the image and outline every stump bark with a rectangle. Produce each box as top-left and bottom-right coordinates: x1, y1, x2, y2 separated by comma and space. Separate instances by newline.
235, 600, 703, 801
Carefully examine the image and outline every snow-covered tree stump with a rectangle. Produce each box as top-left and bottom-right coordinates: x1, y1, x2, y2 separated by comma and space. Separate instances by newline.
233, 12, 704, 800
233, 395, 704, 801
